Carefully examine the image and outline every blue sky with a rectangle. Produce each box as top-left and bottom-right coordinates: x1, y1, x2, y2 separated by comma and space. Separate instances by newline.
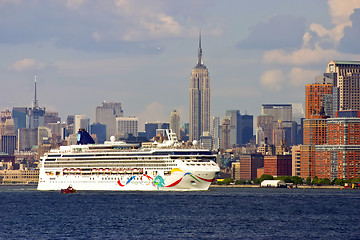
1, 0, 360, 129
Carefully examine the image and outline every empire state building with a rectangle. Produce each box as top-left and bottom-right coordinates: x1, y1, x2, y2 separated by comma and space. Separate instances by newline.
189, 34, 210, 141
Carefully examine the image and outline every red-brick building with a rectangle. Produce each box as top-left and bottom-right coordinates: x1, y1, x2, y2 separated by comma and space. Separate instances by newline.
264, 155, 292, 177
315, 116, 360, 180
231, 154, 264, 180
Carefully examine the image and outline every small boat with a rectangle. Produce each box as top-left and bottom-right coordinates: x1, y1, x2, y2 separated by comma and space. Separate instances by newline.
61, 185, 77, 194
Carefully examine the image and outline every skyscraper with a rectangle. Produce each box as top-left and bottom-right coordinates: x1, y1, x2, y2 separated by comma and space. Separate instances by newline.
95, 102, 123, 140
305, 77, 332, 119
189, 33, 210, 141
326, 60, 360, 111
169, 110, 180, 140
211, 116, 220, 150
27, 74, 45, 129
116, 117, 138, 138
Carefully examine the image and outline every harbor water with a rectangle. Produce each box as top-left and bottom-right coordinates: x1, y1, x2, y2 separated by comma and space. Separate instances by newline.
0, 186, 359, 239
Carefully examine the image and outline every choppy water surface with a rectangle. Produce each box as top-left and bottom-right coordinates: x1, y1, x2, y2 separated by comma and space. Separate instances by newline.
0, 186, 359, 239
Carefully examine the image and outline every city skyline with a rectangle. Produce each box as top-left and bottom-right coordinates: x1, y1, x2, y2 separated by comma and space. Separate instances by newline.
1, 1, 360, 129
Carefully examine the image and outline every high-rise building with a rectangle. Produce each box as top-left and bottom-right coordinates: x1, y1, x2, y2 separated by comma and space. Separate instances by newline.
38, 126, 51, 146
261, 104, 297, 146
305, 78, 332, 119
44, 111, 61, 126
12, 107, 27, 133
256, 115, 274, 145
0, 134, 16, 155
27, 75, 45, 130
17, 128, 37, 151
300, 114, 328, 179
116, 117, 138, 138
240, 114, 253, 145
145, 122, 170, 140
189, 34, 210, 141
90, 123, 106, 144
315, 113, 360, 180
225, 111, 253, 146
169, 110, 180, 140
221, 118, 231, 150
211, 116, 220, 150
95, 102, 123, 141
74, 115, 90, 132
225, 110, 240, 147
292, 145, 301, 177
326, 60, 360, 111
264, 155, 292, 177
232, 154, 264, 180
262, 104, 292, 122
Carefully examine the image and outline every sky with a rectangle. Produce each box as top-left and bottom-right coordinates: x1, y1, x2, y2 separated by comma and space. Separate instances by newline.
1, 0, 360, 130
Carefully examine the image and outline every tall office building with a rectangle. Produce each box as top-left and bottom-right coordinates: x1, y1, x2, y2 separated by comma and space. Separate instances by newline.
305, 78, 333, 118
189, 34, 210, 141
0, 134, 16, 155
90, 123, 106, 144
225, 110, 240, 147
240, 114, 253, 145
261, 104, 292, 122
261, 104, 297, 146
95, 102, 123, 141
211, 116, 220, 150
116, 117, 138, 138
74, 115, 90, 132
169, 110, 180, 139
315, 113, 360, 180
326, 60, 360, 111
256, 115, 274, 145
27, 74, 45, 129
145, 122, 170, 140
221, 118, 231, 150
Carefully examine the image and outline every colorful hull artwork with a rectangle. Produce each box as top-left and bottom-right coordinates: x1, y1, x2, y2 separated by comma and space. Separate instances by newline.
116, 170, 215, 190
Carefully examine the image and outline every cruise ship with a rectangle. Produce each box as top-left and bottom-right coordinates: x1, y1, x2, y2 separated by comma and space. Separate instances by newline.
37, 130, 220, 191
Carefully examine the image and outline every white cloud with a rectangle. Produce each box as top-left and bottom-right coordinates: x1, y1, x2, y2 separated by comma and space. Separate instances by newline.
288, 68, 319, 86
91, 31, 102, 42
66, 0, 85, 9
9, 58, 46, 71
260, 69, 285, 91
263, 46, 339, 66
137, 102, 169, 131
263, 0, 360, 67
327, 0, 360, 25
53, 57, 151, 76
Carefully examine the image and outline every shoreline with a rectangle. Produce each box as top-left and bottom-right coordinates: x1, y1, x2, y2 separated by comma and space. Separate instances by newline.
0, 183, 37, 186
210, 184, 343, 189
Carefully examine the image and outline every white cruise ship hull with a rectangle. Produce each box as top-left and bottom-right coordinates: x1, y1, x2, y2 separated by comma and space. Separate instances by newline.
38, 169, 217, 191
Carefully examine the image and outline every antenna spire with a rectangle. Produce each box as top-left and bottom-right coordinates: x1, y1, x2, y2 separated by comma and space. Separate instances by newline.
197, 30, 203, 66
33, 74, 38, 108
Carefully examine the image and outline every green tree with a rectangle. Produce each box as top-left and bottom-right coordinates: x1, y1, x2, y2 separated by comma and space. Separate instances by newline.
306, 177, 312, 185
334, 178, 345, 186
235, 179, 246, 185
291, 176, 303, 185
320, 178, 331, 185
221, 177, 233, 185
312, 176, 320, 185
